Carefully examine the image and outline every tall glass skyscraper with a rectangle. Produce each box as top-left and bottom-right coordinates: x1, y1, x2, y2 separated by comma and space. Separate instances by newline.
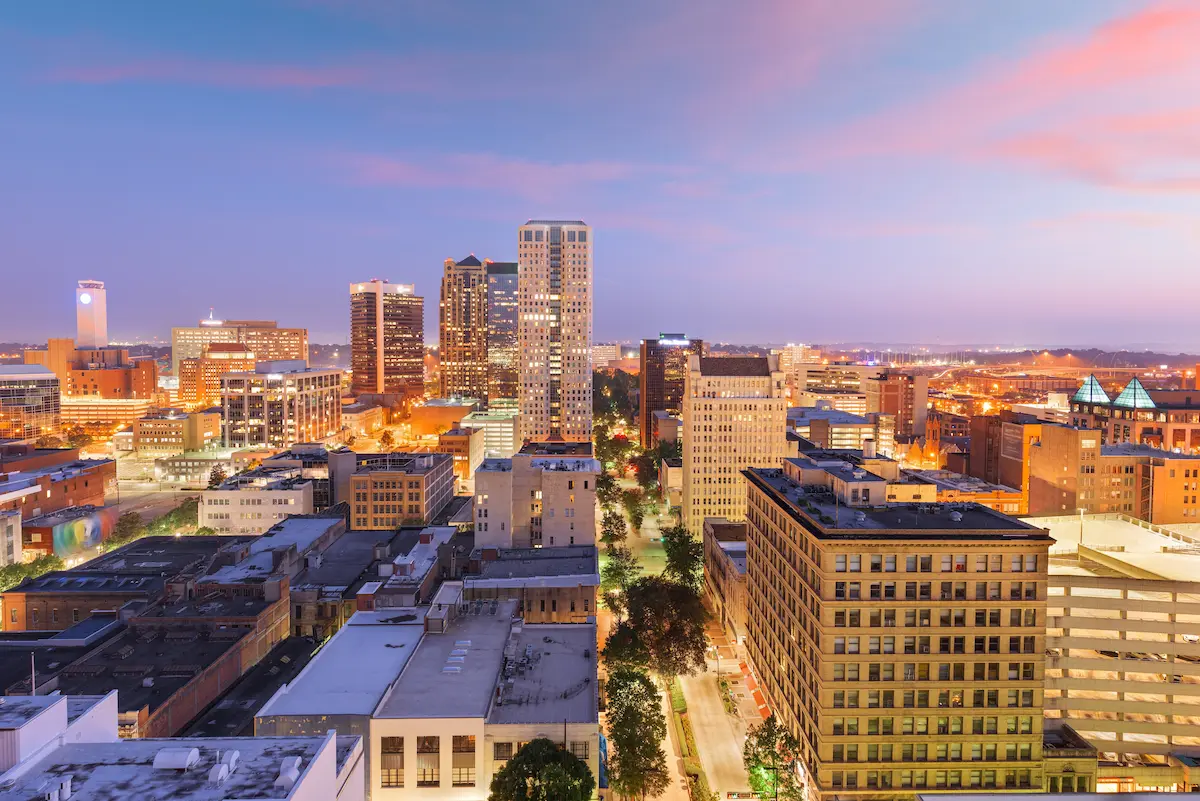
486, 261, 518, 408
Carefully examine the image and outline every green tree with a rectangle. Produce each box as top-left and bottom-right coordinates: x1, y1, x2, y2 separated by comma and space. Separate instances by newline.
661, 525, 703, 592
622, 488, 646, 532
601, 510, 628, 545
595, 471, 620, 509
33, 435, 65, 448
605, 575, 708, 684
207, 464, 228, 489
631, 452, 658, 496
606, 667, 669, 800
600, 545, 642, 619
0, 554, 65, 592
65, 425, 93, 449
487, 738, 594, 801
108, 511, 147, 549
743, 714, 805, 801
379, 430, 395, 450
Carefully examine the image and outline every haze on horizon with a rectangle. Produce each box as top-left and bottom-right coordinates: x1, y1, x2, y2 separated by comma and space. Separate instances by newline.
4, 1, 1200, 348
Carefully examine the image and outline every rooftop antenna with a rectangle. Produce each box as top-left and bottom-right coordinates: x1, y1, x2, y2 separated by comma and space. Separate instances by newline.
29, 652, 35, 696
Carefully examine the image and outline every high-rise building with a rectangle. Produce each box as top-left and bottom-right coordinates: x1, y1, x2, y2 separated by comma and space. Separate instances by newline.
865, 371, 930, 439
170, 317, 307, 376
349, 280, 424, 398
178, 342, 258, 409
486, 260, 519, 407
681, 355, 788, 532
220, 360, 342, 449
518, 220, 593, 442
640, 335, 705, 449
744, 459, 1053, 798
0, 366, 61, 441
439, 256, 488, 400
75, 280, 107, 349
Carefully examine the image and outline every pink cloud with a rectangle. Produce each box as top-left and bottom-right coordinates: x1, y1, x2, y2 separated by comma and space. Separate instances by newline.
800, 1, 1200, 193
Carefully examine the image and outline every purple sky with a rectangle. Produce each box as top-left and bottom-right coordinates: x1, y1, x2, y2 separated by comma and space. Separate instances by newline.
4, 1, 1200, 348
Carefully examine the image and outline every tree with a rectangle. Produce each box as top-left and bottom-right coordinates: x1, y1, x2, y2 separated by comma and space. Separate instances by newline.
606, 667, 669, 800
488, 738, 594, 801
65, 425, 93, 449
604, 575, 709, 683
631, 452, 658, 496
661, 525, 703, 592
0, 554, 64, 593
379, 430, 395, 450
596, 472, 620, 509
743, 714, 805, 801
622, 488, 646, 532
207, 464, 228, 489
601, 510, 628, 545
108, 511, 146, 548
33, 435, 65, 448
600, 546, 642, 618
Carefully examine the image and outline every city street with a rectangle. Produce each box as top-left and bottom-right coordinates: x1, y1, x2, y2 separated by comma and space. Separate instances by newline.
680, 665, 752, 798
111, 481, 194, 523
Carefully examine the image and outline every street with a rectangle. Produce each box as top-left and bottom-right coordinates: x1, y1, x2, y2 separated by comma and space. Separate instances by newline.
680, 663, 752, 798
111, 481, 194, 523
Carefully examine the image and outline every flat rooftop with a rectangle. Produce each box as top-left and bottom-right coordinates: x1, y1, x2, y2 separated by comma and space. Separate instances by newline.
471, 546, 599, 584
746, 468, 1044, 538
1029, 513, 1200, 581
54, 626, 246, 716
135, 593, 274, 620
1101, 442, 1200, 459
385, 527, 454, 589
256, 609, 427, 718
717, 541, 747, 574
787, 407, 870, 425
906, 469, 1020, 494
22, 504, 107, 527
518, 441, 594, 457
291, 528, 398, 594
353, 452, 452, 475
377, 600, 519, 719
201, 515, 342, 585
0, 695, 61, 729
487, 623, 598, 726
4, 733, 361, 801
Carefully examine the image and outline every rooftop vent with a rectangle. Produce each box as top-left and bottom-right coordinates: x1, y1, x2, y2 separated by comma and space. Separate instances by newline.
220, 750, 241, 773
274, 757, 303, 793
949, 511, 963, 523
153, 747, 200, 771
207, 764, 230, 786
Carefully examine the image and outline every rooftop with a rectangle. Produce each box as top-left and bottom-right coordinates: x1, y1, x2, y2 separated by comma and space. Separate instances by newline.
3, 733, 361, 801
905, 470, 1020, 494
291, 528, 400, 595
383, 527, 455, 589
716, 541, 747, 574
0, 365, 56, 380
487, 623, 598, 726
698, 356, 770, 377
23, 504, 108, 528
1099, 442, 1200, 459
353, 452, 452, 475
486, 261, 517, 275
0, 695, 61, 729
256, 609, 427, 718
746, 467, 1044, 538
214, 466, 311, 491
787, 407, 871, 426
518, 441, 594, 457
524, 219, 586, 226
200, 514, 343, 585
135, 593, 274, 620
471, 546, 599, 584
378, 600, 520, 719
1029, 513, 1200, 581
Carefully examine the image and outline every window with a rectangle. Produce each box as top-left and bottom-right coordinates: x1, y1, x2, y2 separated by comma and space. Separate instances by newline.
417, 736, 440, 787
381, 737, 404, 787
570, 741, 589, 760
452, 735, 475, 787
494, 742, 513, 762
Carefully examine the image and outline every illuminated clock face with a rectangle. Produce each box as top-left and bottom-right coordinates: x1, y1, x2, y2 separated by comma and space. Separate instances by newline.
79, 293, 92, 305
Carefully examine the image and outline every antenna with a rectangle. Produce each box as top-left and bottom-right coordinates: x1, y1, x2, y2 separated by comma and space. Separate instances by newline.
30, 652, 35, 696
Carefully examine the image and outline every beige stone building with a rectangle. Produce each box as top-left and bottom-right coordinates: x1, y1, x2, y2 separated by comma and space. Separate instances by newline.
745, 458, 1053, 798
133, 408, 221, 457
473, 441, 598, 549
348, 452, 456, 530
681, 354, 788, 533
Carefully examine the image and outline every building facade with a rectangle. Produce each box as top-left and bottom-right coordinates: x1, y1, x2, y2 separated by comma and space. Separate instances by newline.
75, 279, 108, 348
865, 372, 930, 440
459, 409, 522, 459
639, 335, 705, 449
132, 409, 221, 457
178, 342, 257, 408
435, 427, 485, 490
171, 317, 307, 376
200, 469, 315, 534
744, 460, 1053, 798
439, 256, 489, 400
350, 279, 424, 398
1071, 374, 1200, 454
221, 361, 342, 449
702, 517, 748, 647
681, 355, 788, 533
486, 261, 519, 408
0, 366, 61, 441
348, 453, 455, 530
517, 220, 592, 442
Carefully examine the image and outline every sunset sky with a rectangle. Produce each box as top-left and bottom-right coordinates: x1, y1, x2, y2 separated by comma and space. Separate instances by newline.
4, 1, 1200, 348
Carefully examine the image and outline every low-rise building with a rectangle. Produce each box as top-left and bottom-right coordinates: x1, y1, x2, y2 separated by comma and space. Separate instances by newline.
702, 518, 748, 647
407, 398, 480, 437
463, 545, 599, 623
258, 585, 599, 801
0, 510, 20, 567
0, 443, 82, 473
904, 469, 1025, 514
60, 397, 156, 427
0, 693, 364, 801
660, 457, 683, 507
153, 451, 235, 487
356, 527, 456, 608
435, 427, 484, 491
459, 408, 522, 458
787, 405, 896, 456
348, 453, 455, 530
20, 504, 119, 565
200, 466, 315, 534
132, 408, 221, 457
0, 458, 115, 520
651, 409, 681, 446
342, 401, 385, 437
474, 441, 599, 549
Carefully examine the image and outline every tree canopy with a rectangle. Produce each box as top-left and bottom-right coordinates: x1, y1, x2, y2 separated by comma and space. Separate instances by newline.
622, 487, 647, 531
606, 667, 669, 800
207, 464, 228, 489
661, 525, 703, 592
600, 546, 642, 618
379, 430, 395, 450
601, 510, 628, 545
595, 472, 620, 509
605, 575, 708, 682
488, 738, 594, 801
743, 714, 805, 801
0, 554, 64, 593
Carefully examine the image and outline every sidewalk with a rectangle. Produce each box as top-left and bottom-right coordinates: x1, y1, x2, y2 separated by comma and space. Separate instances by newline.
679, 666, 752, 798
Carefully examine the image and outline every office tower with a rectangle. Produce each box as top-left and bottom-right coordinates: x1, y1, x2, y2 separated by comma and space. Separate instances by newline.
439, 256, 488, 400
517, 220, 593, 442
639, 334, 705, 448
171, 316, 307, 375
220, 360, 342, 449
178, 343, 258, 408
349, 280, 424, 398
865, 371, 930, 439
744, 459, 1052, 798
75, 280, 108, 349
0, 366, 61, 441
681, 355, 788, 532
486, 260, 519, 407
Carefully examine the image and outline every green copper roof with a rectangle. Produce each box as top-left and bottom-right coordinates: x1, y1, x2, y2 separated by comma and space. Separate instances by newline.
1072, 374, 1111, 405
1112, 377, 1156, 410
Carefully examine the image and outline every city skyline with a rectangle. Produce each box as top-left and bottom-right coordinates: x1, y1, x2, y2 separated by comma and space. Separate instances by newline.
5, 2, 1200, 347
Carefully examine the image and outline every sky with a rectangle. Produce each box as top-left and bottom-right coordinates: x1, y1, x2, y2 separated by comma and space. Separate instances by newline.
4, 0, 1200, 349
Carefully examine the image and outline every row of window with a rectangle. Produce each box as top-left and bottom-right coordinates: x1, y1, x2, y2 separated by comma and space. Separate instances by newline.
828, 767, 1048, 791
835, 553, 1039, 574
831, 662, 1037, 683
832, 741, 1035, 762
833, 581, 1039, 602
833, 624, 1037, 654
832, 688, 1037, 709
831, 714, 1035, 736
